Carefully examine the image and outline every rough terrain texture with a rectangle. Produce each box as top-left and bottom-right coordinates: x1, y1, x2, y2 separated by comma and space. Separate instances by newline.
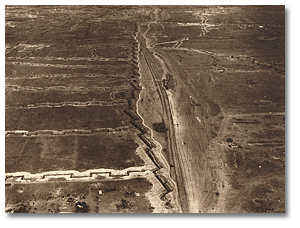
136, 5, 285, 213
5, 6, 285, 213
5, 5, 177, 213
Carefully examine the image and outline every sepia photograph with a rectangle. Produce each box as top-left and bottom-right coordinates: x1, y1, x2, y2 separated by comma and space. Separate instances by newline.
5, 4, 286, 214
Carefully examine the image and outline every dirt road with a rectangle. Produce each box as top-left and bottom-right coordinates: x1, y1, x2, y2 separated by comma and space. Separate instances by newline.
137, 8, 197, 212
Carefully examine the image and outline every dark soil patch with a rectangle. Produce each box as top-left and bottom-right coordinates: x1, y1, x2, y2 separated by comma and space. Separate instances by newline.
5, 133, 144, 173
153, 121, 168, 133
5, 105, 126, 131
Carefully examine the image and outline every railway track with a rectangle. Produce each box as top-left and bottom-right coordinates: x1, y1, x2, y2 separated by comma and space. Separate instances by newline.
154, 49, 211, 114
142, 48, 189, 212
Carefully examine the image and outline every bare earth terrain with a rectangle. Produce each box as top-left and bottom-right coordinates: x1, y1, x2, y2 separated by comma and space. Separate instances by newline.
5, 5, 285, 213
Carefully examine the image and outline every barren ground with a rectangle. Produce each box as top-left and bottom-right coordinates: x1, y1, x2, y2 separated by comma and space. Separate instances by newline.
5, 5, 285, 213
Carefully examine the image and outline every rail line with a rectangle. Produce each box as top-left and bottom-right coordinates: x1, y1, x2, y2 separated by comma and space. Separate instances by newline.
154, 49, 211, 114
142, 48, 189, 212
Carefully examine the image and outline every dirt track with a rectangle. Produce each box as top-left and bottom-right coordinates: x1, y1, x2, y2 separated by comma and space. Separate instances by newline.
137, 8, 197, 212
136, 5, 285, 213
